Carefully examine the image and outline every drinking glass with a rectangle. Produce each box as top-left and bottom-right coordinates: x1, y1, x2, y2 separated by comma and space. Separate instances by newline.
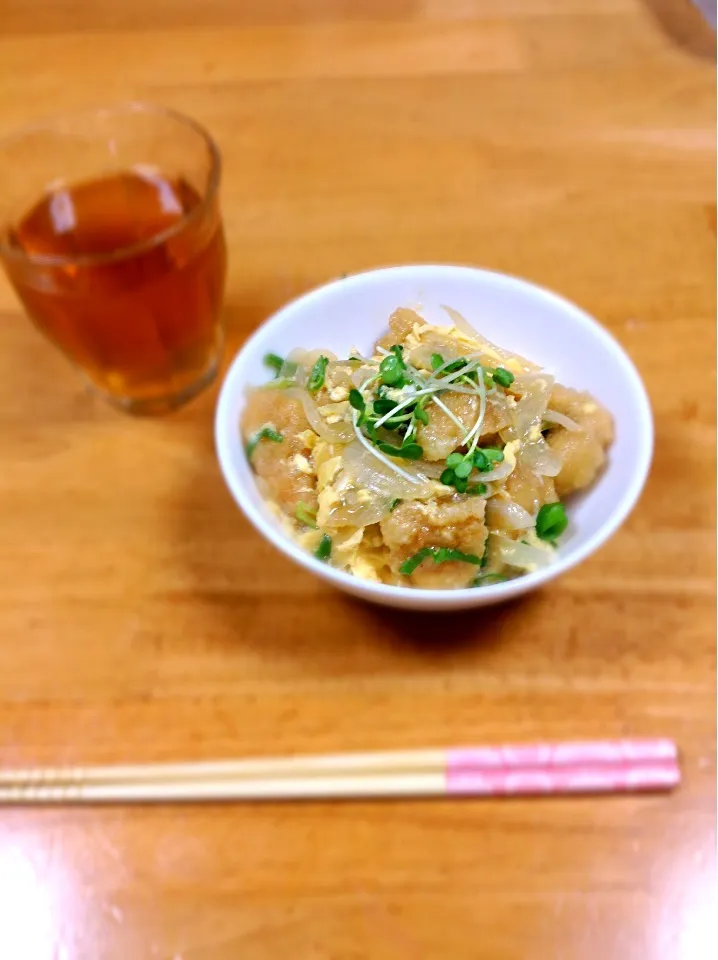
0, 103, 227, 415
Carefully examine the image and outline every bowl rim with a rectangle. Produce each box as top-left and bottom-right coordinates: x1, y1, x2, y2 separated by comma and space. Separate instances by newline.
215, 264, 654, 606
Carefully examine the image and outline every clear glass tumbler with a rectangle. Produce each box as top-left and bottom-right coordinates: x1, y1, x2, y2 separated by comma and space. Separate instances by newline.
0, 103, 227, 415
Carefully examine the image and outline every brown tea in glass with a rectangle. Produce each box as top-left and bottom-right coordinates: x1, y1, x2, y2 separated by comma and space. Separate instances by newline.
0, 104, 226, 414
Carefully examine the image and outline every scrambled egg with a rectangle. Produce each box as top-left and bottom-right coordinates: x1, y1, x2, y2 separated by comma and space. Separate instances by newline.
296, 528, 323, 553
501, 439, 520, 472
300, 436, 392, 578
414, 321, 508, 364
297, 430, 317, 450
332, 529, 364, 567
315, 449, 342, 487
319, 400, 350, 425
351, 551, 384, 582
292, 454, 313, 475
384, 384, 416, 403
317, 486, 340, 526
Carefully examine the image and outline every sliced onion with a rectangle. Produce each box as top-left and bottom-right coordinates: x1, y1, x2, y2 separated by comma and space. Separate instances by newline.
440, 306, 540, 372
319, 400, 350, 418
323, 479, 389, 529
508, 376, 554, 439
408, 340, 463, 371
439, 304, 479, 338
543, 408, 581, 432
407, 459, 446, 481
287, 347, 337, 368
279, 359, 305, 387
488, 500, 534, 530
481, 394, 511, 436
477, 454, 517, 483
521, 437, 563, 477
322, 360, 356, 393
513, 372, 553, 385
285, 388, 354, 443
493, 536, 554, 571
342, 441, 438, 500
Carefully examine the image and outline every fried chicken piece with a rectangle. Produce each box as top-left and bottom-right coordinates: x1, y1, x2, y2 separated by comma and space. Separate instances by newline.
380, 496, 487, 588
242, 389, 318, 513
546, 385, 614, 497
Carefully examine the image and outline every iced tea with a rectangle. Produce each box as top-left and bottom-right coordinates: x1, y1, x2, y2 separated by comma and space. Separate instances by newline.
0, 104, 226, 414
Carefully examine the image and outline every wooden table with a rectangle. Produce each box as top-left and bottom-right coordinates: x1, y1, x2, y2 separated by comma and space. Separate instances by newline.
0, 2, 715, 957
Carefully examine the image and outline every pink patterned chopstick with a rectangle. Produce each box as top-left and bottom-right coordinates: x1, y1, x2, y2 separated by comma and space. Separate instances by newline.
445, 738, 680, 796
0, 737, 680, 804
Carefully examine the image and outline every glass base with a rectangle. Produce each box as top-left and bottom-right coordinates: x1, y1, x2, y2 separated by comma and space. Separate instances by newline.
94, 356, 220, 416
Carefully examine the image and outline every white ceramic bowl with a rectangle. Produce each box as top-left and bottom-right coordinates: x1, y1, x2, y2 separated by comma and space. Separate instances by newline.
215, 265, 653, 611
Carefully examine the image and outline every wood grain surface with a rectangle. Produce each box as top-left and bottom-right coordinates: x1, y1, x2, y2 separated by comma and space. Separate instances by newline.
0, 2, 715, 958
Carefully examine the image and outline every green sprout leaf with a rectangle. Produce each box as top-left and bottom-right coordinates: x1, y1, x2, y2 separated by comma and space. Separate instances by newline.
480, 538, 490, 568
492, 367, 515, 389
466, 483, 487, 496
263, 353, 284, 376
246, 425, 283, 459
348, 388, 366, 413
472, 449, 490, 472
376, 441, 423, 460
440, 468, 456, 486
295, 502, 318, 529
307, 355, 329, 392
315, 534, 332, 561
373, 395, 398, 416
413, 399, 430, 425
536, 502, 568, 542
443, 358, 468, 374
379, 345, 408, 386
481, 447, 504, 463
400, 546, 483, 577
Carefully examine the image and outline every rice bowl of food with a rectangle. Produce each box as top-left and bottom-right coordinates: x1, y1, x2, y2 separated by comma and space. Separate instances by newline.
215, 265, 653, 611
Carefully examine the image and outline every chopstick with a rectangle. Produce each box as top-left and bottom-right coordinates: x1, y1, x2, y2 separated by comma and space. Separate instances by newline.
0, 738, 680, 805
